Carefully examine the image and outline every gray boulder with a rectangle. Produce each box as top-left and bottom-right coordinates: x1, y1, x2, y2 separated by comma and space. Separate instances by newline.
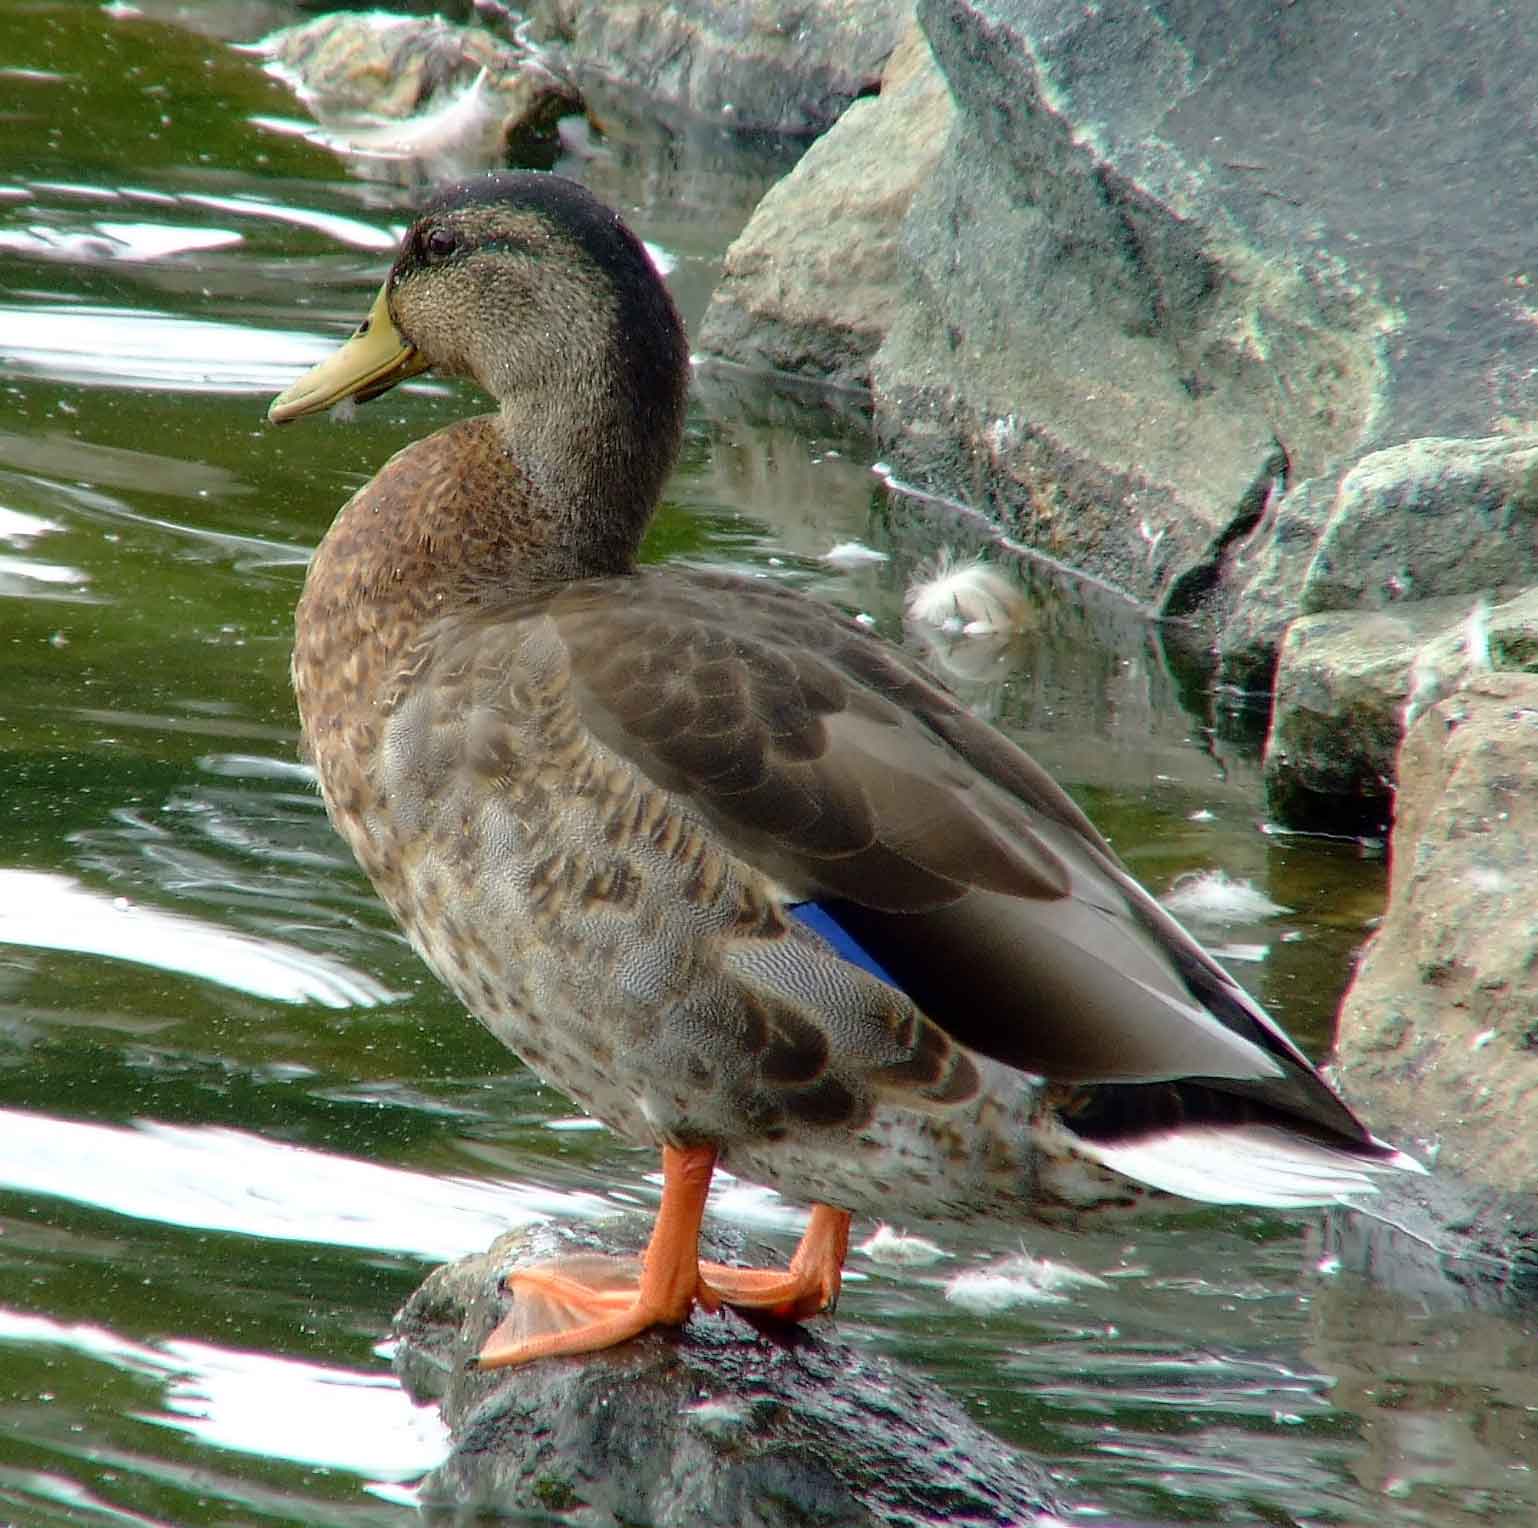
697, 24, 952, 388
1262, 596, 1479, 834
1263, 583, 1538, 831
1298, 437, 1538, 616
705, 0, 1538, 621
519, 0, 913, 134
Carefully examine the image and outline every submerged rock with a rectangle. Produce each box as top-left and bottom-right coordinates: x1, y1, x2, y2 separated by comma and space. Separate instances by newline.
248, 11, 583, 178
394, 1220, 1059, 1526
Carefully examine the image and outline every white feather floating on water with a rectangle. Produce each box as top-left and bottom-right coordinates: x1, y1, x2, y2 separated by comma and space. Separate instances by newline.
855, 1224, 950, 1267
1160, 870, 1289, 926
904, 553, 1030, 637
944, 1254, 1108, 1314
822, 541, 889, 569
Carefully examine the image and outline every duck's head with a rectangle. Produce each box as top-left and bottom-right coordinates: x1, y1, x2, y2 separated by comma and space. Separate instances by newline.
269, 172, 691, 527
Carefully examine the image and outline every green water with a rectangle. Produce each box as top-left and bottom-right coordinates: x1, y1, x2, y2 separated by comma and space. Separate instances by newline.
0, 4, 1533, 1525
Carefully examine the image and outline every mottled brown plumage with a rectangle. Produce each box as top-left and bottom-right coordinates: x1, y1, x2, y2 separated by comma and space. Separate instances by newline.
271, 171, 1418, 1367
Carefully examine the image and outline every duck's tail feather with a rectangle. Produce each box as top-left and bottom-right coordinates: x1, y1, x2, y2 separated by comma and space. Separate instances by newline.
1069, 1123, 1426, 1210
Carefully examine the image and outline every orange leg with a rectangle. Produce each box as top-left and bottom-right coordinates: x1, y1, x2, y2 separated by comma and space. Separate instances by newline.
474, 1144, 851, 1368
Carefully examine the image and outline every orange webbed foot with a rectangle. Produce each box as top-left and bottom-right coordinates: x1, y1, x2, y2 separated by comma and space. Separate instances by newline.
475, 1253, 687, 1368
700, 1203, 851, 1321
471, 1147, 854, 1368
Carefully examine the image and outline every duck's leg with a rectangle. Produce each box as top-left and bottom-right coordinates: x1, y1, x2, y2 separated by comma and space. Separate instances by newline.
475, 1142, 718, 1368
700, 1202, 851, 1320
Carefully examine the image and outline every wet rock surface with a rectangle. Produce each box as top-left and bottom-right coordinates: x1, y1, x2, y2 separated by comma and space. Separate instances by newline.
394, 1220, 1060, 1527
697, 24, 951, 390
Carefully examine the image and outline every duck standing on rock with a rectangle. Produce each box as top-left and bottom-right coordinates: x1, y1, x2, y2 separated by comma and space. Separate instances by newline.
269, 171, 1420, 1369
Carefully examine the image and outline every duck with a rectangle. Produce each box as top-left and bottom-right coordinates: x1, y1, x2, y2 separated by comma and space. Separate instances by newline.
269, 170, 1420, 1369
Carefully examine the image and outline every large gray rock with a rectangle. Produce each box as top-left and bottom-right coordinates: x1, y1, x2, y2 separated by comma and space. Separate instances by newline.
394, 1220, 1058, 1526
1262, 597, 1477, 834
697, 25, 952, 389
1218, 436, 1538, 694
1335, 672, 1538, 1189
708, 0, 1538, 616
519, 0, 913, 133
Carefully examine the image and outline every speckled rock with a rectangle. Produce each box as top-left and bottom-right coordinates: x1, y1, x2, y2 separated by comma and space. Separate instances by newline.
1335, 672, 1538, 1188
1262, 598, 1480, 835
1298, 437, 1538, 616
1262, 587, 1538, 832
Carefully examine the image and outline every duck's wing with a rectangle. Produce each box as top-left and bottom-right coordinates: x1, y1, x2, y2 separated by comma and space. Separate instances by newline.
550, 568, 1404, 1174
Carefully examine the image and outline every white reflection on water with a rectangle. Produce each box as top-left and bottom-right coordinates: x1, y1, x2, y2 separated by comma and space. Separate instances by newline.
0, 222, 243, 262
0, 1309, 449, 1484
0, 1110, 617, 1258
180, 191, 399, 251
0, 1469, 174, 1528
0, 868, 395, 1007
0, 552, 91, 598
0, 506, 62, 545
0, 303, 346, 395
150, 1341, 449, 1480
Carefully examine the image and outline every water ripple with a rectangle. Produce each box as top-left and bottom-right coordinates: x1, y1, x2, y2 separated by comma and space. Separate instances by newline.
0, 868, 395, 1007
0, 1109, 616, 1259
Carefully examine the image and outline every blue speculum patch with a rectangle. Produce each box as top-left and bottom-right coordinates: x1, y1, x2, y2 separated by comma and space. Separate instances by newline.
788, 901, 902, 989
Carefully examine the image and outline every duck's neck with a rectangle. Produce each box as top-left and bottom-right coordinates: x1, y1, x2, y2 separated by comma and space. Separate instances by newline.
294, 376, 684, 744
489, 376, 679, 583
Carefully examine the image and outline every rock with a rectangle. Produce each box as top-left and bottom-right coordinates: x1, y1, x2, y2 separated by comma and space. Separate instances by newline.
252, 12, 527, 118
1262, 596, 1482, 834
705, 0, 1538, 614
1263, 585, 1538, 832
873, 0, 1343, 606
1222, 438, 1538, 831
249, 11, 584, 180
1214, 472, 1335, 698
697, 25, 952, 389
1218, 436, 1538, 695
394, 1220, 1060, 1526
1334, 673, 1538, 1187
1299, 437, 1538, 616
518, 0, 913, 134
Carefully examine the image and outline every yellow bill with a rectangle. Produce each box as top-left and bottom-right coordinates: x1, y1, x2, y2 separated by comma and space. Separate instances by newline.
268, 284, 431, 424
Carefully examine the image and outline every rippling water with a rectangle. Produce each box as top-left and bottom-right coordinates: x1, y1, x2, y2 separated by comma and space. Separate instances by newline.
1, 5, 1534, 1526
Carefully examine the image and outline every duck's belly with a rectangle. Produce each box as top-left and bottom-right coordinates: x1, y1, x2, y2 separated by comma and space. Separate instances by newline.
719, 1067, 1149, 1227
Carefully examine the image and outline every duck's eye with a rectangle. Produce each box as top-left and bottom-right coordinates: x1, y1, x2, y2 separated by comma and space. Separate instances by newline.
423, 227, 459, 263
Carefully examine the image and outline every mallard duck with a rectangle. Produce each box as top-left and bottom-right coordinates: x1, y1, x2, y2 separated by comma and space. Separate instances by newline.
270, 171, 1419, 1368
